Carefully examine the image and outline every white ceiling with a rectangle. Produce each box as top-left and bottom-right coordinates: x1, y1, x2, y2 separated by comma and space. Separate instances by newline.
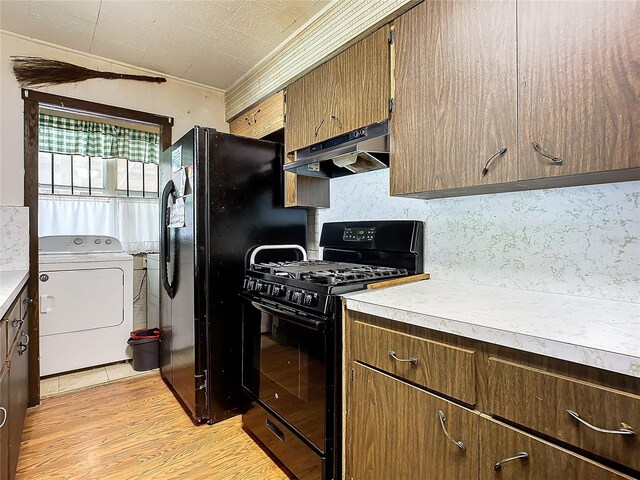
0, 0, 331, 90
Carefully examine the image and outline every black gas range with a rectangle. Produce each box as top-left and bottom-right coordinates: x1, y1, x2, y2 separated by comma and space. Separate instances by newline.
243, 260, 409, 318
241, 221, 423, 480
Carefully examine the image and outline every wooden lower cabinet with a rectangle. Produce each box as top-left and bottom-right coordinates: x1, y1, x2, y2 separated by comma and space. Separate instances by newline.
0, 368, 9, 480
487, 358, 640, 471
348, 362, 478, 480
479, 415, 633, 480
8, 318, 29, 479
345, 310, 638, 479
0, 283, 30, 480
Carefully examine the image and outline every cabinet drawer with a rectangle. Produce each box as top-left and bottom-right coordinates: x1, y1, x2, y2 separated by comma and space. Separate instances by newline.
229, 90, 284, 139
243, 402, 324, 480
351, 320, 476, 405
488, 358, 640, 471
479, 414, 634, 479
350, 362, 478, 480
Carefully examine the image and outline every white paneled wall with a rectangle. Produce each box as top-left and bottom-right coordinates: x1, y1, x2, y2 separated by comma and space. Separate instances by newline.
225, 0, 416, 120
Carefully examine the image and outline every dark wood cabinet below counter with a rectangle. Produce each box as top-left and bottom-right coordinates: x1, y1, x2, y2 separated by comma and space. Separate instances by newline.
344, 309, 640, 480
0, 282, 30, 480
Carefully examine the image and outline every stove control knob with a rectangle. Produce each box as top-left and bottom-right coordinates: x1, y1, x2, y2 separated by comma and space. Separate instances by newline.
303, 293, 317, 307
255, 281, 264, 292
247, 279, 256, 291
291, 291, 302, 303
272, 286, 284, 297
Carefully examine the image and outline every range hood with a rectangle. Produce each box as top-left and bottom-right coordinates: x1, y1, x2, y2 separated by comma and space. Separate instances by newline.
284, 121, 389, 178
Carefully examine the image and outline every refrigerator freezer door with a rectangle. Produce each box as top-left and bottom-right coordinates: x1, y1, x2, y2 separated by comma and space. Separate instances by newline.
205, 132, 307, 422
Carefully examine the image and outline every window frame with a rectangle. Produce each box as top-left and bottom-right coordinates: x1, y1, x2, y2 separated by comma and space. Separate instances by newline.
38, 152, 159, 198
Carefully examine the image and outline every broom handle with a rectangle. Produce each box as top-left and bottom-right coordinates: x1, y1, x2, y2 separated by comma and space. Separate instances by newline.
100, 71, 167, 83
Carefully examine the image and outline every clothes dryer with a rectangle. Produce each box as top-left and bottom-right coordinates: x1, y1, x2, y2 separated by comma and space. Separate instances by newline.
38, 235, 133, 376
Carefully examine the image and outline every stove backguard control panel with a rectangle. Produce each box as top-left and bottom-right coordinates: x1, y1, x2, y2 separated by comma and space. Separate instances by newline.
343, 227, 375, 241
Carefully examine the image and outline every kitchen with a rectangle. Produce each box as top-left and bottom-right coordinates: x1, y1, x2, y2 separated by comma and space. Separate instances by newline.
0, 0, 638, 479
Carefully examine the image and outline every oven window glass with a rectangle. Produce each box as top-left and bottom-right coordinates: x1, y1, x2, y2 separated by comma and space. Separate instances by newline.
243, 303, 327, 450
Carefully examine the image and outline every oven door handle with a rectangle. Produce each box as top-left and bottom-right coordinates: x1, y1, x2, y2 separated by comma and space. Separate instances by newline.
251, 301, 325, 332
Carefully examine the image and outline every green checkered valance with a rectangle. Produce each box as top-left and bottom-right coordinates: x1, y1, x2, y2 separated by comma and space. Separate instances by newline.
39, 114, 160, 164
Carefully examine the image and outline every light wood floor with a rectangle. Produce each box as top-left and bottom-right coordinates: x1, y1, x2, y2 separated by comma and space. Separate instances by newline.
17, 374, 293, 480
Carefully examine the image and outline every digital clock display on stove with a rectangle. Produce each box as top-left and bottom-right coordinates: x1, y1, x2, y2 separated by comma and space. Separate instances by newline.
343, 227, 375, 241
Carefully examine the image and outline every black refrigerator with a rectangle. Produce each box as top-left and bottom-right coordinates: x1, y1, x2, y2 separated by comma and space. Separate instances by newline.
159, 126, 307, 424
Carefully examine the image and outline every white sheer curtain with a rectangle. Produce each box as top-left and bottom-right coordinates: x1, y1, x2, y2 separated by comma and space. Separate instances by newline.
39, 195, 159, 253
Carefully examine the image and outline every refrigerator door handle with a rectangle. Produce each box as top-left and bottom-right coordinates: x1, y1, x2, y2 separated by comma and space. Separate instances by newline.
161, 180, 177, 299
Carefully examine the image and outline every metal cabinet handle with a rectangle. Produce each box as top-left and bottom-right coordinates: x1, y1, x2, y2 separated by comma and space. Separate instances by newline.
388, 350, 418, 365
532, 141, 562, 165
330, 114, 343, 129
23, 298, 33, 305
482, 148, 507, 176
18, 343, 27, 355
244, 116, 251, 126
21, 332, 30, 346
253, 109, 261, 123
314, 118, 325, 137
11, 318, 23, 328
0, 407, 7, 429
438, 410, 466, 450
566, 410, 635, 435
493, 452, 529, 471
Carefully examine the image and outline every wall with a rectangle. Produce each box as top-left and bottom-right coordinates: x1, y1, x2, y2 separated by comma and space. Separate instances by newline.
0, 31, 228, 206
132, 254, 147, 331
313, 170, 640, 303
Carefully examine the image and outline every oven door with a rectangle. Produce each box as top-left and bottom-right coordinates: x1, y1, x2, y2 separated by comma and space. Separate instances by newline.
242, 297, 328, 452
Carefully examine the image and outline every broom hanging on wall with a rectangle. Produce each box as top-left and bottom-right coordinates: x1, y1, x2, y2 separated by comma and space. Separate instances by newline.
11, 56, 167, 88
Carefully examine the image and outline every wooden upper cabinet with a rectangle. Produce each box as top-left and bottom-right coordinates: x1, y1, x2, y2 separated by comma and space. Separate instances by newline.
286, 26, 391, 154
390, 0, 517, 196
518, 1, 640, 180
286, 61, 334, 152
229, 91, 285, 139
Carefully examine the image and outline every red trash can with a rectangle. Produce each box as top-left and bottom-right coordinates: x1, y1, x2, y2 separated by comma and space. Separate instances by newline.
127, 328, 160, 371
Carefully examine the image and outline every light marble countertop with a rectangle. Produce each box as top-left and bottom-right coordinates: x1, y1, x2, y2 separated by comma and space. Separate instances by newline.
344, 280, 640, 378
0, 270, 28, 319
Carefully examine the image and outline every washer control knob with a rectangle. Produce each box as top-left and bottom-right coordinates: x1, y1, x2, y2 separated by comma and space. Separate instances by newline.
94, 239, 102, 244
73, 237, 84, 245
105, 239, 112, 245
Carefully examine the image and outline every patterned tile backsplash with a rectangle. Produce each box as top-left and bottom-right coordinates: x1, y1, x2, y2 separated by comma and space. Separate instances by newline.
0, 206, 29, 271
314, 170, 640, 303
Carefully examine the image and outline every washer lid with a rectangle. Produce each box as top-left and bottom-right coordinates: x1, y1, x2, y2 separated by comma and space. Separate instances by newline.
39, 251, 133, 265
39, 235, 124, 254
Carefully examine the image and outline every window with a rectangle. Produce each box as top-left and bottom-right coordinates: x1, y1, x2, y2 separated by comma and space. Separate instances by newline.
38, 153, 158, 198
37, 111, 161, 253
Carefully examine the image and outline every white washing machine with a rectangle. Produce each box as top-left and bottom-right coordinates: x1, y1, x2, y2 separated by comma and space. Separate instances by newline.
38, 235, 133, 376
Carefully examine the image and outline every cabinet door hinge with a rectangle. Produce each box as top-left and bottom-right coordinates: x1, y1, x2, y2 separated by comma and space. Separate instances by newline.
389, 98, 394, 113
388, 28, 396, 44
